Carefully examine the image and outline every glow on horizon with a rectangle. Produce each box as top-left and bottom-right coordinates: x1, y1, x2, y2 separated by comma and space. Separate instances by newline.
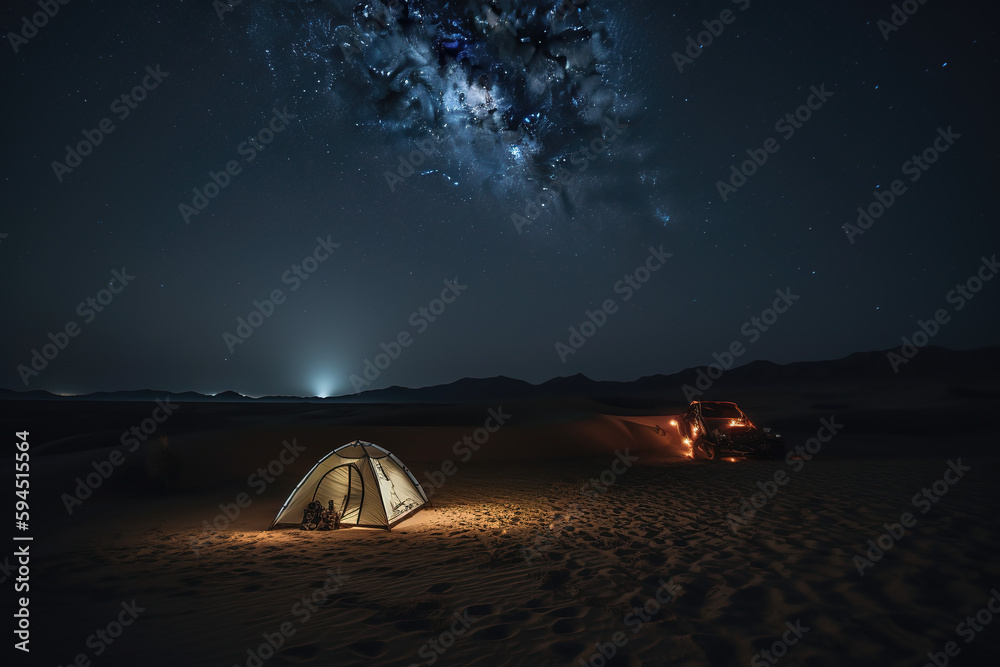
311, 374, 336, 399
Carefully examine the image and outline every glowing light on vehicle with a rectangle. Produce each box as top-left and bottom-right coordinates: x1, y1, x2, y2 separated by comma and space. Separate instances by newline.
681, 437, 693, 458
669, 420, 677, 427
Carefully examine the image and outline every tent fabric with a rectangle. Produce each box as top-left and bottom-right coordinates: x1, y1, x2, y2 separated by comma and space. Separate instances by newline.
267, 440, 428, 530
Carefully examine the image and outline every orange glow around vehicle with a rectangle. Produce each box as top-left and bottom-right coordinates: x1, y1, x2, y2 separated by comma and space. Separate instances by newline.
681, 437, 693, 458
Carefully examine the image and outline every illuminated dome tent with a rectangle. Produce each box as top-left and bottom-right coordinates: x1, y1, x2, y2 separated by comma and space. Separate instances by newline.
268, 441, 428, 531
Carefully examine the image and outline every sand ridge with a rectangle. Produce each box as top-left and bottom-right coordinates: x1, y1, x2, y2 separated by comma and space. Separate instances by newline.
28, 447, 1000, 666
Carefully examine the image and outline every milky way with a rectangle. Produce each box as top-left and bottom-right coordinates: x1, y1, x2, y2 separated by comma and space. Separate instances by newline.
250, 0, 658, 232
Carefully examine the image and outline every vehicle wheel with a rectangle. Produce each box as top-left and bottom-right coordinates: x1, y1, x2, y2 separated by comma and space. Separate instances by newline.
695, 440, 716, 460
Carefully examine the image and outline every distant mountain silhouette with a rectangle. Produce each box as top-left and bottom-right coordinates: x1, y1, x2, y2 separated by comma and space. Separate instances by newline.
1, 346, 996, 403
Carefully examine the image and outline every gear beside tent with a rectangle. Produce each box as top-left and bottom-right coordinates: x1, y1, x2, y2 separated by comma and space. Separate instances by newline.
268, 440, 428, 531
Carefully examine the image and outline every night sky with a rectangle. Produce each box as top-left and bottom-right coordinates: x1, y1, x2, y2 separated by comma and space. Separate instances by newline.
2, 0, 998, 398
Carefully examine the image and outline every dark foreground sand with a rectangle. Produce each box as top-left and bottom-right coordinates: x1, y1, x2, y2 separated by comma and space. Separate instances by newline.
11, 395, 1000, 667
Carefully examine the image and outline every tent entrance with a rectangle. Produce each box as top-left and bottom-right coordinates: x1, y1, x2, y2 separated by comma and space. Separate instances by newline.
313, 463, 364, 524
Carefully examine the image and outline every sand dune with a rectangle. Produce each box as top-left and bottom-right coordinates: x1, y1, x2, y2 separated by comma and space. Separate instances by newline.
18, 392, 1000, 666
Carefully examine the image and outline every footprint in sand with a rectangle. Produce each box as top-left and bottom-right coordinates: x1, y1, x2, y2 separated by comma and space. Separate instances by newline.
411, 600, 446, 615
551, 617, 585, 634
394, 618, 435, 632
465, 603, 494, 616
546, 604, 587, 619
278, 643, 321, 662
645, 552, 667, 566
539, 569, 574, 590
346, 639, 387, 658
386, 569, 412, 578
471, 623, 518, 640
426, 582, 454, 593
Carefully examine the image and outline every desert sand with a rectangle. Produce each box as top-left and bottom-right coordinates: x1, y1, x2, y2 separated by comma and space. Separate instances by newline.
9, 372, 1000, 667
